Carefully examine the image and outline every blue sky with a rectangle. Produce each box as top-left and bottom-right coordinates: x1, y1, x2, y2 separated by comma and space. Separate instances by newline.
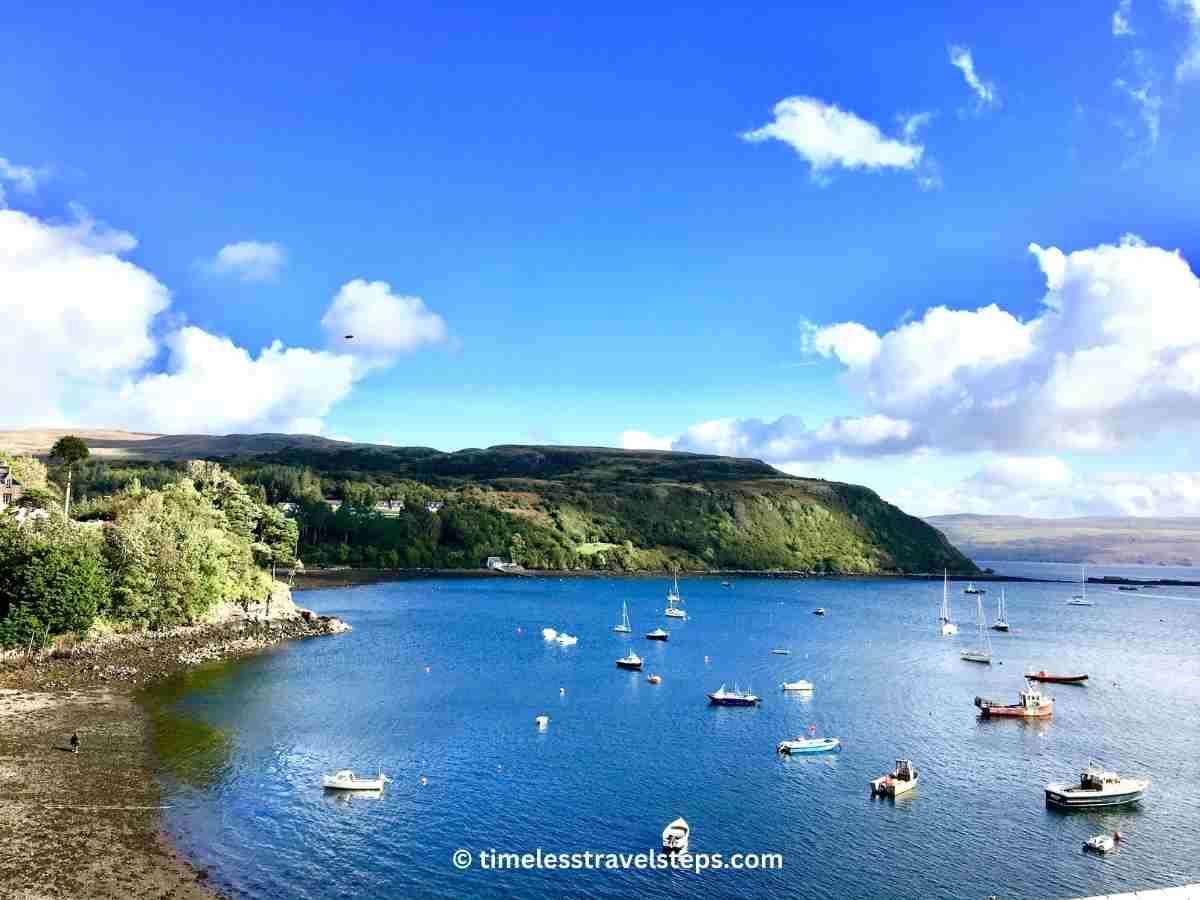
4, 1, 1200, 516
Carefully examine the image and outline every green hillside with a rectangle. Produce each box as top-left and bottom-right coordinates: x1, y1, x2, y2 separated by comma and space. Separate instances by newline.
6, 432, 976, 575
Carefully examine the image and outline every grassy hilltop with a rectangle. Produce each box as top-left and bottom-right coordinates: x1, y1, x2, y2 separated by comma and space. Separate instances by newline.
2, 431, 977, 575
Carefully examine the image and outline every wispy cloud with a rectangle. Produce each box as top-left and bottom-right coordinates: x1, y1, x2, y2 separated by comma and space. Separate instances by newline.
742, 96, 923, 182
1169, 0, 1200, 80
948, 45, 998, 109
1112, 0, 1134, 36
0, 156, 47, 206
204, 240, 287, 283
1115, 75, 1162, 146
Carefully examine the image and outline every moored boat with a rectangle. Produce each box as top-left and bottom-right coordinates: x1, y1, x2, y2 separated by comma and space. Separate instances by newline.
939, 570, 958, 635
780, 679, 814, 692
613, 601, 632, 634
960, 595, 992, 664
646, 627, 669, 641
1067, 564, 1095, 606
1084, 832, 1120, 853
616, 650, 644, 670
778, 736, 840, 755
1046, 765, 1150, 809
1024, 670, 1088, 684
556, 632, 578, 646
662, 817, 689, 853
647, 674, 662, 684
975, 679, 1053, 718
665, 569, 687, 618
323, 770, 390, 791
771, 648, 791, 655
870, 759, 918, 797
707, 683, 760, 706
964, 582, 986, 594
991, 588, 1009, 631
813, 608, 826, 616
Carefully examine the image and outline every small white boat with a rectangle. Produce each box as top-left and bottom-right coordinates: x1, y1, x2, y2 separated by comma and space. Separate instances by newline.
771, 648, 791, 655
991, 589, 1010, 632
1067, 564, 1095, 606
541, 627, 558, 641
556, 633, 578, 646
613, 601, 632, 634
777, 736, 840, 755
870, 759, 918, 797
813, 608, 826, 616
780, 679, 814, 692
1084, 833, 1121, 853
323, 769, 390, 791
646, 627, 669, 641
960, 596, 992, 664
665, 569, 687, 618
535, 715, 549, 730
1045, 765, 1150, 809
616, 651, 643, 670
662, 817, 689, 853
939, 570, 959, 635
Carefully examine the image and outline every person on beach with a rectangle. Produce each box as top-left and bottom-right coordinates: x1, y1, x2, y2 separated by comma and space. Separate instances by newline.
69, 732, 79, 753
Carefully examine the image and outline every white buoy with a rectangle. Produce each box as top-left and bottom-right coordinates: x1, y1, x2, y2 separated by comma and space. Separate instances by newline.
535, 715, 550, 730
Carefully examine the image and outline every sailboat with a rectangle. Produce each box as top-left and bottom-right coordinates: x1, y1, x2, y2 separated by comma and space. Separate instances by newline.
613, 600, 632, 634
939, 570, 958, 635
991, 589, 1010, 632
961, 596, 992, 664
665, 569, 687, 618
1067, 564, 1094, 607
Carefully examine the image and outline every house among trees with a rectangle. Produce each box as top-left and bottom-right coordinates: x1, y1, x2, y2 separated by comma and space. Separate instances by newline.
485, 556, 517, 571
373, 499, 406, 516
426, 500, 444, 513
0, 465, 22, 510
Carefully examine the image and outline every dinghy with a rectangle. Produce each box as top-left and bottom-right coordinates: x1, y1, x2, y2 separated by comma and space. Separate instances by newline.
780, 679, 814, 692
777, 736, 840, 755
662, 817, 689, 853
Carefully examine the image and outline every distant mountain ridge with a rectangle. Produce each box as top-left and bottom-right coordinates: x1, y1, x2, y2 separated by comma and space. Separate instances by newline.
1, 428, 976, 575
927, 514, 1200, 566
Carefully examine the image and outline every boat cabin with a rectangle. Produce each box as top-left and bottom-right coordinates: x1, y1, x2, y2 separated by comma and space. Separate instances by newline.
894, 759, 916, 781
1080, 768, 1122, 791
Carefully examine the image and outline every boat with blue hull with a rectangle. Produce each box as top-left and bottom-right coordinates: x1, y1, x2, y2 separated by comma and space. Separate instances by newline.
1045, 765, 1150, 809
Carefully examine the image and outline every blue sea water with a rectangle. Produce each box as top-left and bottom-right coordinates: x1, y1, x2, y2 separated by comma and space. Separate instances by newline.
146, 574, 1200, 900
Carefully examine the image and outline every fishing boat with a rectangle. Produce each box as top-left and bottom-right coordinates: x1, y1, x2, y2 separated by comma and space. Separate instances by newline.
974, 679, 1053, 718
323, 770, 390, 791
1084, 833, 1121, 853
780, 679, 814, 692
662, 817, 689, 853
1024, 671, 1088, 685
707, 684, 760, 706
991, 588, 1009, 631
778, 736, 840, 755
771, 648, 791, 655
939, 570, 959, 635
646, 627, 669, 641
1067, 564, 1094, 606
613, 601, 632, 634
870, 759, 918, 797
616, 650, 643, 670
813, 608, 826, 616
961, 596, 992, 664
1045, 765, 1150, 809
665, 569, 687, 618
964, 582, 986, 594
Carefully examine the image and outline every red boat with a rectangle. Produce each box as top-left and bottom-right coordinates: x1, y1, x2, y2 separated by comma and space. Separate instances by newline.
1024, 671, 1088, 684
975, 681, 1054, 718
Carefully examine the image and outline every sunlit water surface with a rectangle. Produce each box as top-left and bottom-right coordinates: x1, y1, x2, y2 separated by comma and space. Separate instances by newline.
145, 571, 1200, 900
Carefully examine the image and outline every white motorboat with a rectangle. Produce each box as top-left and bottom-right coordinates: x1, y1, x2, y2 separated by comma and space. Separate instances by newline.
780, 679, 814, 692
1067, 564, 1095, 606
1045, 765, 1150, 809
556, 633, 578, 646
870, 759, 919, 797
616, 651, 643, 670
1084, 832, 1121, 853
665, 569, 687, 618
771, 648, 791, 655
813, 608, 826, 616
535, 715, 549, 730
323, 769, 390, 791
613, 601, 632, 634
960, 596, 992, 664
662, 817, 689, 853
777, 736, 840, 755
939, 570, 959, 635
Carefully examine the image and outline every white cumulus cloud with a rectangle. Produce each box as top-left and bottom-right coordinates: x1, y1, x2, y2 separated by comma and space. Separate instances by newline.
948, 45, 997, 109
205, 240, 287, 282
742, 96, 923, 180
0, 206, 449, 434
320, 279, 448, 363
621, 430, 674, 451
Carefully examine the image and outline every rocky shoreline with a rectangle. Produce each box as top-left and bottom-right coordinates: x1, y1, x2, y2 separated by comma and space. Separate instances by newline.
0, 585, 349, 899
